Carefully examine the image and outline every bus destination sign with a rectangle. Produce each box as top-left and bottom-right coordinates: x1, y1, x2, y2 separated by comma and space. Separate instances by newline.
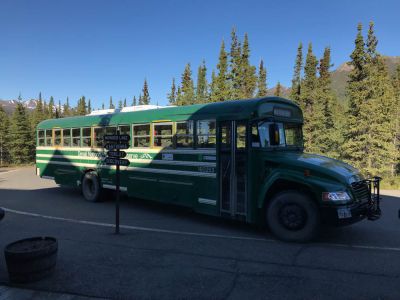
104, 157, 130, 166
107, 150, 127, 158
104, 143, 129, 150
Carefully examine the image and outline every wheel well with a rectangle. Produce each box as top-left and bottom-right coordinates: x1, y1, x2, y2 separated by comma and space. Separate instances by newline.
263, 179, 317, 210
80, 169, 97, 185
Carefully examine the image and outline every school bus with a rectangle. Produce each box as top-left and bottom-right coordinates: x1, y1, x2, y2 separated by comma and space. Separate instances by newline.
35, 97, 381, 242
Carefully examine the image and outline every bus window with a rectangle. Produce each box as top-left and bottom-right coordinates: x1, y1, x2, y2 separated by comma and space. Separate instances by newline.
94, 127, 105, 148
197, 120, 216, 148
175, 121, 193, 148
82, 128, 92, 147
54, 129, 62, 146
153, 123, 173, 148
251, 124, 260, 148
72, 128, 81, 147
132, 124, 150, 147
118, 125, 130, 136
106, 126, 117, 135
236, 122, 247, 150
45, 129, 53, 146
38, 130, 45, 146
63, 129, 71, 147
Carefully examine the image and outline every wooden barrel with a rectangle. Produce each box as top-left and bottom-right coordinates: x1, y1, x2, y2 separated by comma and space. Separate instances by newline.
4, 237, 58, 283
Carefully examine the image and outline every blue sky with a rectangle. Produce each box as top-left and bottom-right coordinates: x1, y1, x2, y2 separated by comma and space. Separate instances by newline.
0, 0, 399, 108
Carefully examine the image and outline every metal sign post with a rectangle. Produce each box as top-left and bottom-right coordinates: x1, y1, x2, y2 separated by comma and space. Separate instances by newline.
104, 132, 130, 234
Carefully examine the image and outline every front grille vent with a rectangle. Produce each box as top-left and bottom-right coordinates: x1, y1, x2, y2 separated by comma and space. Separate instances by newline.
351, 181, 370, 202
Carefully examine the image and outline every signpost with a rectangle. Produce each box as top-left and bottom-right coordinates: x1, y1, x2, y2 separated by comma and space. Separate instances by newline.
104, 131, 130, 234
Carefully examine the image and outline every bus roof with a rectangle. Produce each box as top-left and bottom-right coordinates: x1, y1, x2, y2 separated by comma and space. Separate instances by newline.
37, 96, 302, 129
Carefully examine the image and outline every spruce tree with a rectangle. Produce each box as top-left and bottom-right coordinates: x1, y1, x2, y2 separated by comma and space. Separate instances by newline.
210, 41, 230, 102
118, 100, 123, 109
109, 96, 115, 109
77, 96, 87, 115
123, 98, 127, 107
274, 82, 282, 96
9, 103, 33, 164
240, 33, 257, 98
0, 105, 10, 166
167, 78, 177, 105
132, 96, 137, 106
142, 79, 151, 105
48, 96, 55, 119
290, 42, 303, 104
229, 28, 242, 99
138, 94, 143, 105
177, 63, 195, 105
63, 97, 71, 117
88, 99, 92, 113
196, 60, 208, 103
102, 102, 105, 109
256, 59, 267, 97
392, 64, 400, 174
31, 95, 45, 131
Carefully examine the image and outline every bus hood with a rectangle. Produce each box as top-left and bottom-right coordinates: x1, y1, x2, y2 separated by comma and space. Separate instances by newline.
266, 152, 364, 184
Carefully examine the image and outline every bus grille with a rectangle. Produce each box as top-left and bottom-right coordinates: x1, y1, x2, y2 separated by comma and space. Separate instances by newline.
351, 181, 370, 203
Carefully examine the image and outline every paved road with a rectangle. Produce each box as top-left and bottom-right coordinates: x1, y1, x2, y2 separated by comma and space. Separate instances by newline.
1, 167, 400, 299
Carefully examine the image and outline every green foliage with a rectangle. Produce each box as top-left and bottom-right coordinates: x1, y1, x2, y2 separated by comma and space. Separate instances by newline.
0, 105, 10, 166
76, 96, 87, 115
109, 96, 114, 109
88, 99, 92, 113
196, 60, 208, 103
9, 103, 33, 164
176, 63, 195, 105
63, 97, 71, 117
290, 42, 303, 104
256, 59, 267, 97
132, 96, 137, 106
167, 78, 177, 105
141, 79, 151, 105
274, 82, 282, 96
240, 33, 257, 98
48, 96, 55, 119
210, 41, 230, 102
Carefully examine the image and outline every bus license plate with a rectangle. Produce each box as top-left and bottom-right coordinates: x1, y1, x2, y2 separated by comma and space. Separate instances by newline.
337, 208, 352, 219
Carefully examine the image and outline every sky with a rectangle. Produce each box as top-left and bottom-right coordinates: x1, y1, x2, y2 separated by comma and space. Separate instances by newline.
0, 0, 399, 108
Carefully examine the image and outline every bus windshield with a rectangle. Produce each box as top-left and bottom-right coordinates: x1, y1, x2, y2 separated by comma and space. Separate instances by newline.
253, 121, 303, 149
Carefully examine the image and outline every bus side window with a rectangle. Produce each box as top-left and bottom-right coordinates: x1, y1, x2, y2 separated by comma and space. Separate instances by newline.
63, 129, 71, 147
37, 130, 45, 146
72, 128, 81, 147
118, 125, 130, 145
54, 129, 62, 146
82, 128, 91, 147
132, 124, 150, 147
45, 129, 53, 146
94, 127, 105, 148
175, 121, 193, 148
106, 126, 117, 135
197, 120, 216, 148
153, 123, 173, 148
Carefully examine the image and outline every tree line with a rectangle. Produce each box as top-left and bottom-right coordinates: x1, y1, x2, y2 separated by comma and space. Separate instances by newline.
0, 22, 399, 184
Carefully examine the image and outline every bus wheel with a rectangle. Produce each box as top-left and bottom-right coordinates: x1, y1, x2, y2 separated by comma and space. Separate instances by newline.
266, 191, 319, 242
82, 172, 102, 202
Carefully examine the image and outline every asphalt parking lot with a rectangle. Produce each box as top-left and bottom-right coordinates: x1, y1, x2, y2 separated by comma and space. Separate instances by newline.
1, 167, 400, 299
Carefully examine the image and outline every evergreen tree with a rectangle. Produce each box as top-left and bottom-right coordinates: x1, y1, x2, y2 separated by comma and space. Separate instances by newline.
102, 102, 105, 109
256, 59, 267, 97
88, 99, 92, 113
392, 64, 400, 174
138, 94, 143, 105
274, 82, 282, 96
109, 96, 114, 109
210, 41, 230, 102
290, 42, 303, 104
123, 98, 127, 107
229, 28, 242, 99
300, 43, 324, 153
196, 60, 208, 103
167, 78, 177, 105
141, 79, 151, 105
9, 103, 33, 164
240, 33, 257, 98
132, 96, 137, 106
63, 97, 71, 117
0, 105, 10, 166
177, 63, 195, 105
31, 94, 45, 131
48, 96, 55, 119
118, 100, 123, 109
18, 92, 22, 101
77, 96, 87, 115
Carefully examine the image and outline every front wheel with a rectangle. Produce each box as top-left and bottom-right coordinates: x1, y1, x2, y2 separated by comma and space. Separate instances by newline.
81, 171, 102, 202
266, 191, 320, 242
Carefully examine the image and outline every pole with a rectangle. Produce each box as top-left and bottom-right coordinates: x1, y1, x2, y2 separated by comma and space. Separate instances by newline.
115, 129, 120, 234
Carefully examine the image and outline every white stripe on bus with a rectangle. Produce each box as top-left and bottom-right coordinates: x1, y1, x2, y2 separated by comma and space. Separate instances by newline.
35, 160, 216, 178
198, 198, 217, 205
36, 146, 216, 155
102, 184, 128, 192
36, 154, 216, 167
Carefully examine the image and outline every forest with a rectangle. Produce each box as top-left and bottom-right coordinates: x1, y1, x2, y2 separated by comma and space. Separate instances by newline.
0, 22, 399, 187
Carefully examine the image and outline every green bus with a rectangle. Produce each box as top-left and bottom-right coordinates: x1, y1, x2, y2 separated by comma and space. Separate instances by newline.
36, 97, 381, 242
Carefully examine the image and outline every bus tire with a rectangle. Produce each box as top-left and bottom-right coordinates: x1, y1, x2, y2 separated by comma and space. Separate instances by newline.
82, 171, 102, 202
266, 191, 320, 242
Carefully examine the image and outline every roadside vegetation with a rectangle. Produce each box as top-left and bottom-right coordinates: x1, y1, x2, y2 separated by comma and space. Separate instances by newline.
0, 22, 398, 188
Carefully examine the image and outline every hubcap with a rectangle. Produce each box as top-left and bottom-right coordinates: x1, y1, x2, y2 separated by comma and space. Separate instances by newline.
279, 204, 307, 231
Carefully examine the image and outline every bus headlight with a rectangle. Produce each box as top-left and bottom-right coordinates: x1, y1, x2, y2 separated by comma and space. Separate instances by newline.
322, 192, 351, 202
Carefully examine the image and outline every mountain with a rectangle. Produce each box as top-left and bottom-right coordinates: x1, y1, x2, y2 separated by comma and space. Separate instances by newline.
331, 55, 400, 103
0, 99, 38, 114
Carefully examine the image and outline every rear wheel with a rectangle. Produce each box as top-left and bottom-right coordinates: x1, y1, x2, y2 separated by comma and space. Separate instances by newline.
82, 171, 102, 202
266, 191, 320, 242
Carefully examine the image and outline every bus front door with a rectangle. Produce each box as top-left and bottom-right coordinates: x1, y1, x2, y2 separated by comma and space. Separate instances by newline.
219, 120, 247, 219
